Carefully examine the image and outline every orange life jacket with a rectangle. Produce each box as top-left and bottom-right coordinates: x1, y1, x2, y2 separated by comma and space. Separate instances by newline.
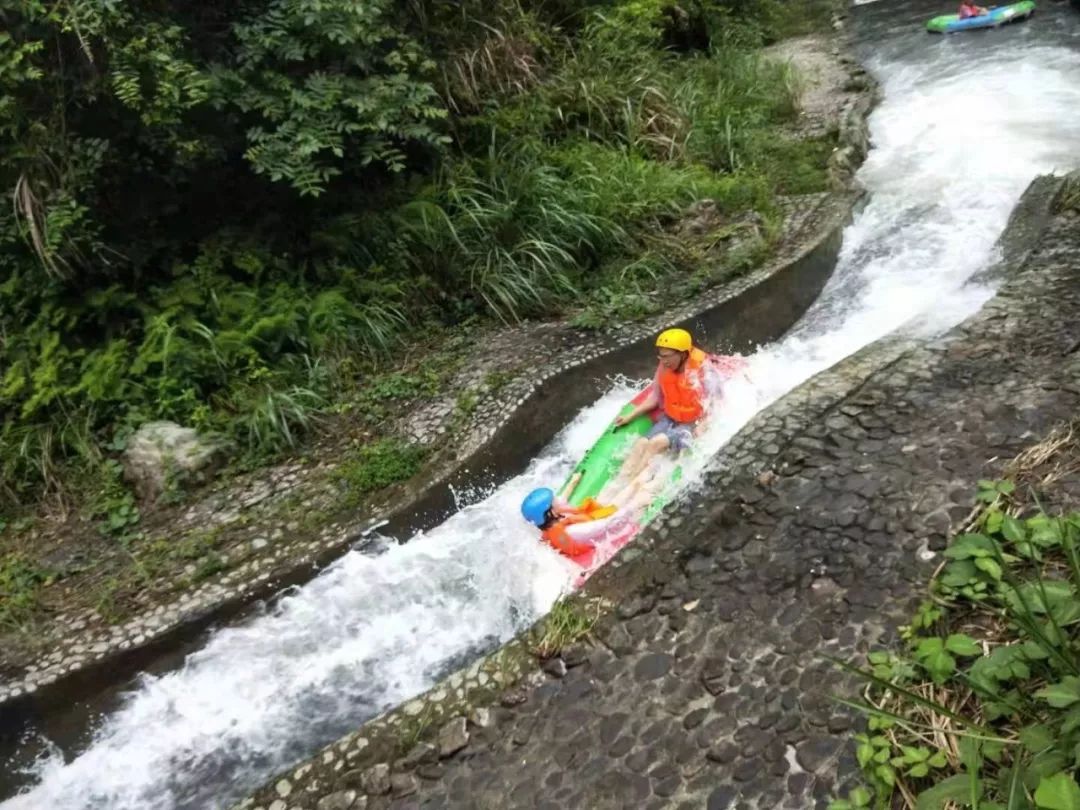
541, 498, 616, 558
659, 347, 707, 424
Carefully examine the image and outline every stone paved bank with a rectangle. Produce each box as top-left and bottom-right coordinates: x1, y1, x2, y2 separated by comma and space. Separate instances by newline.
239, 176, 1080, 810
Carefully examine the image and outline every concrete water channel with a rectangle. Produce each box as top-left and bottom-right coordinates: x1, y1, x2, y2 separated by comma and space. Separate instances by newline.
4, 1, 1080, 808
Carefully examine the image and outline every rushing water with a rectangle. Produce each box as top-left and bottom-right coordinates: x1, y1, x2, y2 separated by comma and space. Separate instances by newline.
6, 7, 1080, 810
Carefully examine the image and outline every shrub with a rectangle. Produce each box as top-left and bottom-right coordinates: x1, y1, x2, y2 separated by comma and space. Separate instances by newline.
832, 484, 1080, 809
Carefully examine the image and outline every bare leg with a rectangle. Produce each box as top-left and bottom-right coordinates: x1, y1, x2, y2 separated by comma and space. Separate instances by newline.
618, 438, 651, 480
599, 436, 669, 504
597, 438, 648, 503
602, 476, 643, 509
618, 434, 669, 483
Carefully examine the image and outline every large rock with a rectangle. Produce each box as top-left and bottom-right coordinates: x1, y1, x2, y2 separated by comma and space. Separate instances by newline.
123, 421, 224, 500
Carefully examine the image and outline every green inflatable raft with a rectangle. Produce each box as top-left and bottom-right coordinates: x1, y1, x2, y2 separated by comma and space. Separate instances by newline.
562, 384, 680, 527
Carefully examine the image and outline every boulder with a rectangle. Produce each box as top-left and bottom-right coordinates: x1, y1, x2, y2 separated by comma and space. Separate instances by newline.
123, 421, 224, 501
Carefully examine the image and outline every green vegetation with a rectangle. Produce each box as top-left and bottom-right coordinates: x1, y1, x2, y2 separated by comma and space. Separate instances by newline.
830, 479, 1080, 810
89, 460, 142, 542
534, 597, 601, 657
1058, 174, 1080, 215
0, 0, 837, 516
335, 439, 428, 503
0, 552, 52, 630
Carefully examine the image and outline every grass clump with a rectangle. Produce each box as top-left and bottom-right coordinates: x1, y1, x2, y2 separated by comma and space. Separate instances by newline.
335, 440, 428, 502
1057, 174, 1080, 215
0, 553, 53, 630
533, 597, 601, 658
830, 472, 1080, 809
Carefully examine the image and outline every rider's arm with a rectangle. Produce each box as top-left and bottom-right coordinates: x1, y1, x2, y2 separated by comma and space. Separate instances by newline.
616, 367, 662, 425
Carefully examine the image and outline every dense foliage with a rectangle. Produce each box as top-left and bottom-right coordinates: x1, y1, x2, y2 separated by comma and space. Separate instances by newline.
0, 0, 832, 508
833, 479, 1080, 810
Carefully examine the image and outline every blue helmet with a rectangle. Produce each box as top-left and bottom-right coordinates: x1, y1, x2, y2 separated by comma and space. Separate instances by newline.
521, 488, 554, 526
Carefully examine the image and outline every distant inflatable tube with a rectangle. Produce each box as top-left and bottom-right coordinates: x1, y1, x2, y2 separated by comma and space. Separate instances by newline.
926, 1, 1035, 33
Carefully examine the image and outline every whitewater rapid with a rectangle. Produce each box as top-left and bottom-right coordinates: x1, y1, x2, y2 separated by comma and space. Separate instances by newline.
6, 25, 1080, 810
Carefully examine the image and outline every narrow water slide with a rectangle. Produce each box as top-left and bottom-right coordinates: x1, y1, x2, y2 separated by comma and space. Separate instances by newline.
5, 5, 1080, 809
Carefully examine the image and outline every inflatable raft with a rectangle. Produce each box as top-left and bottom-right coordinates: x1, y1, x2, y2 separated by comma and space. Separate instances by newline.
559, 354, 748, 585
926, 1, 1035, 33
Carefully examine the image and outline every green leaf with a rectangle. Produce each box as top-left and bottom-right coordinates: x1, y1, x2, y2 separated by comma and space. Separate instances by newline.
929, 750, 949, 768
857, 741, 875, 768
916, 774, 978, 809
902, 746, 931, 763
1022, 640, 1052, 660
946, 634, 983, 656
1035, 677, 1080, 709
1010, 660, 1032, 680
942, 559, 979, 587
1027, 752, 1069, 790
998, 480, 1016, 495
1035, 773, 1080, 810
983, 740, 1006, 763
986, 509, 1005, 535
947, 534, 999, 560
922, 648, 957, 683
849, 786, 871, 807
1021, 724, 1055, 753
975, 556, 1004, 581
1003, 515, 1027, 544
1061, 705, 1080, 735
917, 637, 945, 656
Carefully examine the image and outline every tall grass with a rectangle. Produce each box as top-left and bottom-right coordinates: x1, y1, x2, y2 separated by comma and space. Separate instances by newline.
675, 46, 801, 173
395, 138, 773, 323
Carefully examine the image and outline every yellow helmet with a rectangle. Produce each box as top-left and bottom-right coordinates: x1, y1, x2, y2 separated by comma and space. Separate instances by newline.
656, 328, 692, 353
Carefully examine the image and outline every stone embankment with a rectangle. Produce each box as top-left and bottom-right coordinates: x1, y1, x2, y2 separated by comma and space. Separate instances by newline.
0, 35, 875, 717
237, 172, 1078, 810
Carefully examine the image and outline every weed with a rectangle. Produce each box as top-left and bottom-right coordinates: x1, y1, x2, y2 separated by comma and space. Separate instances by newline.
760, 134, 837, 195
89, 460, 141, 544
0, 553, 52, 630
455, 390, 479, 419
483, 369, 516, 392
1057, 174, 1080, 215
533, 597, 600, 658
191, 553, 227, 583
397, 701, 437, 759
93, 576, 129, 625
335, 439, 428, 502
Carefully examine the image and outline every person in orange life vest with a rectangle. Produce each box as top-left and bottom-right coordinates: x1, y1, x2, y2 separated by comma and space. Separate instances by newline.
520, 471, 660, 558
611, 327, 708, 485
958, 0, 988, 17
